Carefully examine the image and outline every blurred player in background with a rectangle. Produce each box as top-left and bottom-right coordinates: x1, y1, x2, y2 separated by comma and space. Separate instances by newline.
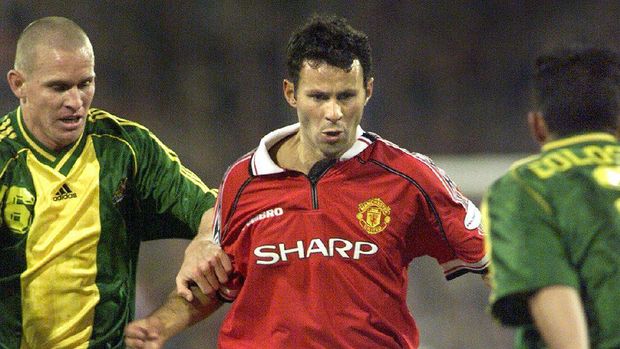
125, 14, 488, 349
482, 47, 620, 348
0, 16, 218, 348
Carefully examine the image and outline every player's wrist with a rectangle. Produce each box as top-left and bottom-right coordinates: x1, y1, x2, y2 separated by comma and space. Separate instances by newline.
184, 236, 215, 256
148, 309, 183, 342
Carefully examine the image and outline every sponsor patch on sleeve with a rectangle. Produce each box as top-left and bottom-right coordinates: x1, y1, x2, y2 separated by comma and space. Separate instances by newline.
464, 200, 481, 230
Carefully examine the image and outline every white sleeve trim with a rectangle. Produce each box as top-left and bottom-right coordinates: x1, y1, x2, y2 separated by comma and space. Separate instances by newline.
441, 254, 490, 279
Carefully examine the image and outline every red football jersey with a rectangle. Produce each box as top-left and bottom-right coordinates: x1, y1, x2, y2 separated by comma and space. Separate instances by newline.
213, 124, 488, 349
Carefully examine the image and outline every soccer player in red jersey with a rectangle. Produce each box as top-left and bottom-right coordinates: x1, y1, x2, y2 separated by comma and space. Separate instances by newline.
125, 14, 488, 349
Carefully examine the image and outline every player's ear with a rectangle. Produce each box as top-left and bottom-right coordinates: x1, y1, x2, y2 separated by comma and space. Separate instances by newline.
283, 79, 297, 107
528, 111, 548, 145
7, 69, 26, 99
364, 77, 374, 105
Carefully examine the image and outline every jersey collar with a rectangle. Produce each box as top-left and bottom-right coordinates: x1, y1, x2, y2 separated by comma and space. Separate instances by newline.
542, 132, 617, 152
251, 123, 373, 176
15, 106, 88, 171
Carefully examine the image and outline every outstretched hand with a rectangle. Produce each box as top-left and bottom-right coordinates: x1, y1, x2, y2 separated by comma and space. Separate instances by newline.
124, 317, 166, 349
176, 238, 233, 302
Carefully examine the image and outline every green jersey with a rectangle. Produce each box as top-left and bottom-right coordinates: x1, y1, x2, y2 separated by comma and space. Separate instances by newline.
0, 107, 217, 349
482, 133, 620, 349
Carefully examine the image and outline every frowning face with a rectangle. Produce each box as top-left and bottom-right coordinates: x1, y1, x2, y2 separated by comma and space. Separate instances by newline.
8, 44, 95, 151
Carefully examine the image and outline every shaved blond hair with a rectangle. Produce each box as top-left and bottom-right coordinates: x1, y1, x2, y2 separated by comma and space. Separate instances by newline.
14, 16, 94, 73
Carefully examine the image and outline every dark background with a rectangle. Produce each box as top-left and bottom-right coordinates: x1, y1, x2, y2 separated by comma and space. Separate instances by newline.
2, 1, 618, 348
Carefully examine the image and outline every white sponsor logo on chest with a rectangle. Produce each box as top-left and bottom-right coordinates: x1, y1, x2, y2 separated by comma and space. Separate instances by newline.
246, 207, 284, 227
254, 238, 379, 265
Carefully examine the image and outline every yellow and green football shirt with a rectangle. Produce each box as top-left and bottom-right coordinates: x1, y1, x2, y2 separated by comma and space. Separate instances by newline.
483, 133, 620, 349
0, 107, 216, 349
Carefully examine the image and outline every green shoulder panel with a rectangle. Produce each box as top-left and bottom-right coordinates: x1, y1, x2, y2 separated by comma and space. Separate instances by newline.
0, 111, 26, 178
86, 108, 216, 239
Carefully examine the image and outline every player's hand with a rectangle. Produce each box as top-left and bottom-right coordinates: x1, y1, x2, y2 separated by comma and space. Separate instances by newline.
176, 238, 233, 302
124, 317, 166, 349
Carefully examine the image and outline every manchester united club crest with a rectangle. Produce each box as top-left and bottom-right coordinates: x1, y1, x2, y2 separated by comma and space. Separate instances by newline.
356, 198, 391, 234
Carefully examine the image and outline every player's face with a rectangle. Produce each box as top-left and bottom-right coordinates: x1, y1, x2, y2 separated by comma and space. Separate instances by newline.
8, 45, 95, 151
284, 59, 373, 160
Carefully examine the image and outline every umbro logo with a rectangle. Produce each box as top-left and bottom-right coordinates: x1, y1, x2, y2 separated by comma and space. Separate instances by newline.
53, 184, 77, 201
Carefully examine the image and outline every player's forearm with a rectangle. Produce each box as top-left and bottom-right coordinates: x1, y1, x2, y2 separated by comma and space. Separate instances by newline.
528, 285, 590, 349
177, 207, 233, 300
151, 288, 223, 340
195, 207, 215, 241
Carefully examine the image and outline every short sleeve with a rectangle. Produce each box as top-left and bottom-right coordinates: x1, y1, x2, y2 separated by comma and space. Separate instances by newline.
405, 158, 488, 280
130, 127, 216, 240
483, 173, 580, 326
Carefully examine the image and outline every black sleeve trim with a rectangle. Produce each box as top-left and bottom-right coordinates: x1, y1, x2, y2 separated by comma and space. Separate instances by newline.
492, 293, 534, 326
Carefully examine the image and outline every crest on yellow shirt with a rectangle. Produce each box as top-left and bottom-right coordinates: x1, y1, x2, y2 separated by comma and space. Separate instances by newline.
357, 197, 391, 234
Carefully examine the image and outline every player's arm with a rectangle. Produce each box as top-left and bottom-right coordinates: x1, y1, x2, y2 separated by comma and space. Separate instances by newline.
176, 208, 233, 302
528, 285, 590, 349
125, 287, 223, 349
414, 162, 489, 279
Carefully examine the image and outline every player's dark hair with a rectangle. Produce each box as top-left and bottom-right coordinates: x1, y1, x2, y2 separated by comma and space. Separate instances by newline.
286, 14, 373, 88
533, 47, 620, 137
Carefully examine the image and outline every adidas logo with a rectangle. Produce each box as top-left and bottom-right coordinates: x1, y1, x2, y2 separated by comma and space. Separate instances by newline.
53, 184, 77, 201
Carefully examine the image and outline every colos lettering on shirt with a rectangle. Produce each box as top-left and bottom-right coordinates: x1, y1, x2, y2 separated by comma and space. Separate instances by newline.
212, 124, 489, 349
527, 144, 620, 179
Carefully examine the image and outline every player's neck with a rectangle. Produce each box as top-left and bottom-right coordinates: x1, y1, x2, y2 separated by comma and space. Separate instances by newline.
270, 133, 328, 175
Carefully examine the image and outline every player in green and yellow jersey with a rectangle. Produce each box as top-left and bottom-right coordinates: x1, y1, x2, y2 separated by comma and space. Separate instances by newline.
0, 17, 217, 348
482, 47, 620, 348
